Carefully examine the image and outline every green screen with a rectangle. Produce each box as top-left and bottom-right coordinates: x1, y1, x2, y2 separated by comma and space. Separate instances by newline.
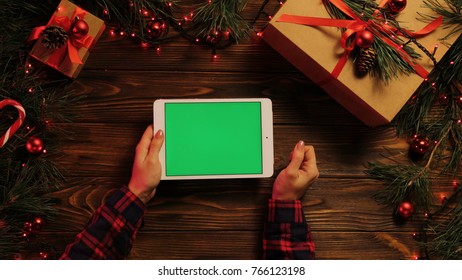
165, 102, 263, 176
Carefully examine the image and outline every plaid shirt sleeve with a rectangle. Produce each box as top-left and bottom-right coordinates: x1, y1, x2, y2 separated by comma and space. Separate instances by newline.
263, 199, 315, 260
60, 187, 145, 260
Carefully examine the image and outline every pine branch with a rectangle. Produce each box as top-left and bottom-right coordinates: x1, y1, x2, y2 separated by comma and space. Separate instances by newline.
191, 0, 251, 43
422, 0, 462, 39
322, 0, 433, 82
365, 162, 433, 210
427, 195, 462, 259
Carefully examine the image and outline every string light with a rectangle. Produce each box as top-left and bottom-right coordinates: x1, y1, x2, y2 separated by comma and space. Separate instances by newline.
432, 44, 439, 56
441, 195, 448, 204
103, 9, 109, 15
28, 87, 34, 93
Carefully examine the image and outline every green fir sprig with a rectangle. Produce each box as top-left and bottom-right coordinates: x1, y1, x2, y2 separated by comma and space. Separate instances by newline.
366, 0, 462, 259
422, 0, 462, 39
365, 162, 433, 211
1, 0, 81, 259
191, 0, 251, 44
427, 194, 462, 259
322, 0, 429, 82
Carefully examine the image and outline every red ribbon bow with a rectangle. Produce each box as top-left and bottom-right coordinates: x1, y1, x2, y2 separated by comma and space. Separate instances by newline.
277, 0, 443, 79
28, 5, 94, 67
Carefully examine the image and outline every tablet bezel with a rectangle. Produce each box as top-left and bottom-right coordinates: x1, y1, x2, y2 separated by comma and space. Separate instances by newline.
153, 98, 274, 180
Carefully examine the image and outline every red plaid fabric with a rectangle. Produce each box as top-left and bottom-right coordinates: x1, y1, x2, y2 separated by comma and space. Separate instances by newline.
263, 199, 315, 260
60, 187, 145, 260
60, 189, 314, 260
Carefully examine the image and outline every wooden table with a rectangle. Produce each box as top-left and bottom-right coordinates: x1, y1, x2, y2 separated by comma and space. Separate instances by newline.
43, 0, 424, 259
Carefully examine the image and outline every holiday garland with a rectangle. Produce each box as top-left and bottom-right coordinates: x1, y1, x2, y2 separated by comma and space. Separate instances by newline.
2, 0, 461, 260
365, 0, 462, 259
0, 0, 260, 260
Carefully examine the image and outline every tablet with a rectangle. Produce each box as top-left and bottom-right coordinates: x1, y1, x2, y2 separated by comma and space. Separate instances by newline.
153, 98, 274, 180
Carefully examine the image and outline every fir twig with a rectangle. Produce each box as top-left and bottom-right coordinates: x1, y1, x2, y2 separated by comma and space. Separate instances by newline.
365, 162, 433, 210
422, 0, 462, 40
191, 0, 251, 43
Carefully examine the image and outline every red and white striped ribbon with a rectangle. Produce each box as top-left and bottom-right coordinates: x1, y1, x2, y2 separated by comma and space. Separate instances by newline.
1, 99, 26, 148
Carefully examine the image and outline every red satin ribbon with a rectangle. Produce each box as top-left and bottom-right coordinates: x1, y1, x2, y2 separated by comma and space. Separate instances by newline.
29, 6, 94, 67
277, 0, 443, 79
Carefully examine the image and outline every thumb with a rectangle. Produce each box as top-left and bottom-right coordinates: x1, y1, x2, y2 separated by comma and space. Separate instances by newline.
147, 129, 164, 160
286, 141, 305, 174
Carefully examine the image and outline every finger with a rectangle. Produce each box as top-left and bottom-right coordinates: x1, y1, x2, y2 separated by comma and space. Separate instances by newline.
286, 141, 305, 175
147, 129, 164, 161
135, 125, 154, 162
300, 145, 317, 173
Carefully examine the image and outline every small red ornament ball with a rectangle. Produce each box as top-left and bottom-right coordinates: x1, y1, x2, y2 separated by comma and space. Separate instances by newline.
355, 29, 374, 48
39, 251, 49, 260
206, 30, 222, 45
71, 19, 89, 38
411, 136, 431, 155
389, 0, 407, 14
397, 201, 414, 218
26, 136, 44, 154
146, 19, 168, 39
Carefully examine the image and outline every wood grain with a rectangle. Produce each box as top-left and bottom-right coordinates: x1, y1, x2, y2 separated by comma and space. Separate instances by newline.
38, 231, 420, 260
55, 123, 406, 178
29, 0, 442, 260
70, 70, 362, 125
45, 177, 442, 233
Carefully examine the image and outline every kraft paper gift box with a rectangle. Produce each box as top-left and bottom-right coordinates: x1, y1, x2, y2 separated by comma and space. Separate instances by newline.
263, 0, 459, 126
29, 0, 105, 79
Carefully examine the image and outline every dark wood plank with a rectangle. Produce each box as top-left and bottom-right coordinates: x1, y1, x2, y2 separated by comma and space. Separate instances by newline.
23, 0, 445, 260
45, 177, 441, 233
55, 123, 405, 178
70, 70, 362, 125
37, 231, 420, 260
87, 34, 300, 73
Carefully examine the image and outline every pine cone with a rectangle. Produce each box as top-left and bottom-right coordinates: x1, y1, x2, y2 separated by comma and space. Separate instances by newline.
41, 25, 68, 49
356, 47, 377, 74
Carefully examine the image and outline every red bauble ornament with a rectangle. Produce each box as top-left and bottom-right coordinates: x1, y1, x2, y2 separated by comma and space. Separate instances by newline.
146, 19, 168, 39
26, 136, 44, 154
397, 201, 414, 218
389, 0, 407, 14
410, 136, 431, 155
71, 19, 89, 38
205, 30, 222, 45
355, 30, 374, 48
39, 251, 49, 260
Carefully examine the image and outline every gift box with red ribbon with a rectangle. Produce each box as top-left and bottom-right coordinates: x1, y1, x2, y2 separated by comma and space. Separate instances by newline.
28, 0, 105, 79
264, 0, 458, 126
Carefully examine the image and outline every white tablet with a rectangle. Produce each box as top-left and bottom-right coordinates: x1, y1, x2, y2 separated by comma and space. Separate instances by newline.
153, 98, 274, 180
